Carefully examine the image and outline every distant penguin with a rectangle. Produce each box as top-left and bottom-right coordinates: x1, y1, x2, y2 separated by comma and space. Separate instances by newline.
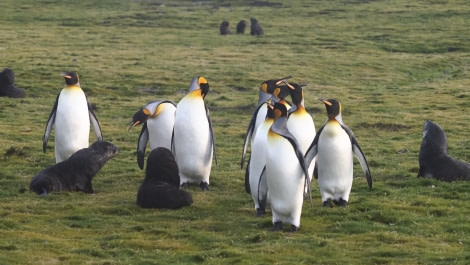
285, 82, 316, 191
246, 103, 275, 216
305, 99, 372, 207
236, 20, 247, 33
241, 76, 292, 170
172, 76, 217, 190
0, 68, 25, 98
417, 120, 470, 181
128, 100, 176, 169
250, 17, 264, 36
43, 72, 103, 163
220, 21, 232, 35
266, 102, 311, 232
137, 147, 193, 209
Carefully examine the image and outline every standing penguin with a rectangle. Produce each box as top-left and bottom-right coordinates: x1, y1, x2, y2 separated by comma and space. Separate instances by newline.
241, 76, 292, 169
219, 21, 232, 35
128, 100, 177, 169
236, 20, 247, 34
305, 99, 372, 207
246, 103, 275, 216
43, 72, 103, 163
285, 82, 316, 189
172, 76, 217, 190
250, 17, 264, 36
266, 102, 311, 232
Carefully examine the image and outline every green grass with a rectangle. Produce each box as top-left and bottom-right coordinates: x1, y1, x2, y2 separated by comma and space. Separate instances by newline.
1, 0, 470, 264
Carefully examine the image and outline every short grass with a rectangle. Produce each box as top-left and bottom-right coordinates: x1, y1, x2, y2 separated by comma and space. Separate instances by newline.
1, 0, 470, 264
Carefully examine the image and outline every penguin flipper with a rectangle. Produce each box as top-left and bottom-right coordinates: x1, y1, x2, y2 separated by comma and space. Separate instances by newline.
305, 125, 323, 167
88, 101, 103, 141
241, 103, 264, 169
206, 105, 217, 165
137, 123, 149, 170
257, 166, 268, 211
343, 124, 372, 189
244, 157, 251, 193
43, 94, 59, 153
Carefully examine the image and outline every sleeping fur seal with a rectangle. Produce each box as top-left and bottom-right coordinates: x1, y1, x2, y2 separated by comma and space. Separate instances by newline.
417, 120, 470, 181
137, 147, 193, 209
30, 141, 119, 195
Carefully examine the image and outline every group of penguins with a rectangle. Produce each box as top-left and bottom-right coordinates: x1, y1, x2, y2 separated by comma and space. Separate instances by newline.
9, 69, 467, 232
26, 71, 375, 232
219, 17, 264, 36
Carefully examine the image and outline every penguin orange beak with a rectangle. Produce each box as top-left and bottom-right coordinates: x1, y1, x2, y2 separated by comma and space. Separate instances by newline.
319, 98, 332, 106
61, 73, 72, 79
282, 80, 295, 90
275, 75, 292, 85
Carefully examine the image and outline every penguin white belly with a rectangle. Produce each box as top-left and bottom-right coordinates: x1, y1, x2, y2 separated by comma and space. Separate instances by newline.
287, 112, 316, 182
54, 89, 90, 162
174, 98, 213, 184
266, 135, 304, 227
147, 103, 176, 150
248, 119, 272, 211
317, 123, 353, 202
251, 103, 267, 144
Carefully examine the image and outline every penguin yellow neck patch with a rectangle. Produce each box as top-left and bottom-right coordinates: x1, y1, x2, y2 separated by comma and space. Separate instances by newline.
65, 84, 81, 90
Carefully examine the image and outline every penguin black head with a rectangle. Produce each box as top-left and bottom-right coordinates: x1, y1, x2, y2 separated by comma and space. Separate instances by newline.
273, 102, 288, 119
260, 76, 292, 94
266, 103, 276, 119
62, 72, 79, 86
189, 76, 209, 99
285, 82, 305, 106
320, 98, 342, 120
128, 108, 150, 130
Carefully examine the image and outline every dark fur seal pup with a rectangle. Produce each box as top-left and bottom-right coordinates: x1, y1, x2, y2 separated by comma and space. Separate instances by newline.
417, 120, 470, 181
220, 20, 232, 35
137, 147, 193, 209
250, 18, 264, 36
236, 19, 246, 33
0, 68, 25, 98
30, 141, 119, 195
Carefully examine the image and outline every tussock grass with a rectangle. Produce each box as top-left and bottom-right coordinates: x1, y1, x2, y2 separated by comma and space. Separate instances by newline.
1, 0, 470, 264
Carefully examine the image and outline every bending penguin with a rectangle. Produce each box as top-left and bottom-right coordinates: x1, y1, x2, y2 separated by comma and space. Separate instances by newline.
43, 72, 103, 163
305, 98, 372, 207
128, 100, 176, 169
417, 120, 470, 181
266, 102, 311, 232
172, 76, 217, 190
136, 147, 193, 209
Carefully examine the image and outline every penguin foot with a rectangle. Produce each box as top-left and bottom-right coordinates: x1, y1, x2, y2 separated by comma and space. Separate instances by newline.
323, 199, 333, 208
335, 198, 348, 207
199, 182, 209, 191
289, 225, 299, 233
256, 208, 266, 217
181, 182, 189, 189
270, 221, 283, 232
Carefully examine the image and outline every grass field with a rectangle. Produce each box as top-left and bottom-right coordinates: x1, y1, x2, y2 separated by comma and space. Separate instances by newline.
1, 0, 470, 264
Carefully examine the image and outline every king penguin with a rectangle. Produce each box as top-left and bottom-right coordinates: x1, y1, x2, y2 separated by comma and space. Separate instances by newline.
266, 102, 311, 232
172, 76, 217, 190
241, 76, 292, 169
43, 72, 103, 163
284, 82, 316, 192
247, 103, 275, 216
128, 100, 177, 170
305, 98, 372, 207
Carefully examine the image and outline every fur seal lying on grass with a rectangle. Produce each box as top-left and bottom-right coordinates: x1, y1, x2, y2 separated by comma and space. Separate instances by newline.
417, 120, 470, 181
137, 147, 193, 209
0, 68, 25, 98
30, 141, 119, 195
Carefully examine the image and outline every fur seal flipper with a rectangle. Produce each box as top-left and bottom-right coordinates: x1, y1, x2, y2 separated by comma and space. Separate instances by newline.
417, 120, 470, 181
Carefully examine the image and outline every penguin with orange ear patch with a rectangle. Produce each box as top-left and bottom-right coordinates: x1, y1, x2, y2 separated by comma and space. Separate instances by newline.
43, 72, 103, 163
305, 98, 372, 207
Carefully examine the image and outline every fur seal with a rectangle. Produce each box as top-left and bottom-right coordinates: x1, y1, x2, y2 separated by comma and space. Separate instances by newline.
236, 20, 246, 33
30, 141, 119, 195
220, 21, 232, 35
0, 68, 25, 98
250, 18, 264, 36
417, 120, 470, 181
136, 147, 193, 209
